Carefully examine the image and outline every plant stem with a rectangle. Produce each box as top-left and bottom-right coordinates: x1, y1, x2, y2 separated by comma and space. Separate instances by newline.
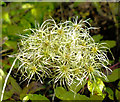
110, 62, 120, 70
0, 58, 17, 101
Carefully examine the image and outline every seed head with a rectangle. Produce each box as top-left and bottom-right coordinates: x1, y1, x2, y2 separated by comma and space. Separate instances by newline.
14, 17, 113, 90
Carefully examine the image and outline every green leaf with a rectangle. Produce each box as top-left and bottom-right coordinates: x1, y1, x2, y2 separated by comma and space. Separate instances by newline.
31, 8, 37, 17
106, 87, 114, 100
20, 19, 31, 28
116, 81, 120, 100
55, 87, 66, 100
55, 87, 89, 100
88, 78, 105, 96
89, 94, 103, 101
9, 77, 22, 94
5, 40, 17, 50
3, 88, 14, 100
101, 40, 116, 48
7, 25, 24, 35
92, 34, 103, 42
3, 89, 14, 100
2, 12, 11, 24
22, 3, 33, 9
23, 94, 49, 101
118, 81, 120, 90
0, 69, 5, 77
20, 81, 43, 100
106, 68, 120, 82
116, 89, 120, 100
69, 79, 87, 93
23, 96, 29, 102
0, 69, 4, 99
109, 3, 118, 16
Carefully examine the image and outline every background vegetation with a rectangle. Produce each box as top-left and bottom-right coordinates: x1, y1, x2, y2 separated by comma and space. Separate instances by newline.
1, 2, 120, 101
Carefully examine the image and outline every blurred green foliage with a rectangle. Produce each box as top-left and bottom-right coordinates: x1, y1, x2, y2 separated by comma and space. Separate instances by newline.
2, 2, 55, 52
23, 94, 49, 102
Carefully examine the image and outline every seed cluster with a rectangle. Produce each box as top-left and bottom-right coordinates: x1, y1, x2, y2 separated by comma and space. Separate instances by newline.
16, 17, 112, 89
